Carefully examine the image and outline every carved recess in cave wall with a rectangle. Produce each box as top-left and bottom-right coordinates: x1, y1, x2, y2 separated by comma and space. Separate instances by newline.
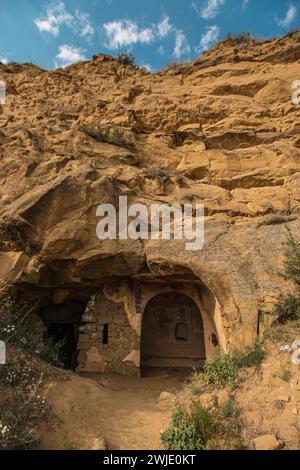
103, 279, 142, 335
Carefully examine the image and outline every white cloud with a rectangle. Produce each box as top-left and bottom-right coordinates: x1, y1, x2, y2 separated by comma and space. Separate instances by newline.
75, 10, 94, 39
138, 28, 155, 43
103, 15, 174, 50
103, 19, 156, 50
198, 25, 220, 52
34, 1, 73, 36
191, 2, 201, 16
140, 63, 152, 72
102, 15, 189, 63
34, 2, 94, 40
173, 30, 191, 59
275, 4, 297, 29
0, 56, 8, 65
55, 45, 86, 68
158, 45, 165, 56
192, 0, 225, 20
157, 16, 172, 38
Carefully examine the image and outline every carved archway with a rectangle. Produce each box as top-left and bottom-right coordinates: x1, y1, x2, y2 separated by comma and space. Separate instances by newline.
141, 292, 206, 373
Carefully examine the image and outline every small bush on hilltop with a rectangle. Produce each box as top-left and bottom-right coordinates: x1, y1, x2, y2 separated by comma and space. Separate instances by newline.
226, 32, 253, 45
115, 49, 136, 66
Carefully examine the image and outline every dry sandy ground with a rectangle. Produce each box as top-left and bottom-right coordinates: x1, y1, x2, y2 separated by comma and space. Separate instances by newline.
39, 341, 300, 451
39, 370, 185, 450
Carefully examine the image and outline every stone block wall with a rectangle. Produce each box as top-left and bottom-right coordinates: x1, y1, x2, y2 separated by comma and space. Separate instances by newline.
77, 277, 224, 376
77, 291, 140, 376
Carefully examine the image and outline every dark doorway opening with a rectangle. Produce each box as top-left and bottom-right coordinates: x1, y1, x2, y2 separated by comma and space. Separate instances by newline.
46, 324, 78, 370
38, 299, 86, 371
141, 293, 206, 376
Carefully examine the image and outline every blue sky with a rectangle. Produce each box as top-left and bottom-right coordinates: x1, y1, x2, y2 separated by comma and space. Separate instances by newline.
0, 0, 299, 71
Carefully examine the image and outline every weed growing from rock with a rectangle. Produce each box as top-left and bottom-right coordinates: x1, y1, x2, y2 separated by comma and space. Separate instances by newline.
275, 232, 300, 323
221, 399, 240, 419
280, 369, 292, 382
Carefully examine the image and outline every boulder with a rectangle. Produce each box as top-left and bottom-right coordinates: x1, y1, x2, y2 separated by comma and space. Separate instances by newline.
253, 435, 284, 451
90, 436, 106, 451
158, 392, 173, 402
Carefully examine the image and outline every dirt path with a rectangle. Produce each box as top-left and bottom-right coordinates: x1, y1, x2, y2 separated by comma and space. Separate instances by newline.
39, 370, 185, 450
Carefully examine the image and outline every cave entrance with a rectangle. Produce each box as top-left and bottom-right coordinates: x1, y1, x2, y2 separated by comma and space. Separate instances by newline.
46, 323, 78, 370
141, 293, 206, 375
38, 299, 86, 371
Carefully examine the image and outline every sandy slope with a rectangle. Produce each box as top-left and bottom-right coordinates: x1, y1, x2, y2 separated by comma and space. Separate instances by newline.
39, 371, 184, 450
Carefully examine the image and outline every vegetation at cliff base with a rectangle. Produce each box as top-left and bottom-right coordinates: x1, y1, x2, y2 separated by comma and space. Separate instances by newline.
275, 232, 300, 323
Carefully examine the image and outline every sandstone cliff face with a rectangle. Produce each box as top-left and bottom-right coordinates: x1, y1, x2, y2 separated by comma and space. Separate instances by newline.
0, 33, 300, 349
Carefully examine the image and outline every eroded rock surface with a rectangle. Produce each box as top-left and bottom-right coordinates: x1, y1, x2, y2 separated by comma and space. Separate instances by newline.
0, 34, 300, 348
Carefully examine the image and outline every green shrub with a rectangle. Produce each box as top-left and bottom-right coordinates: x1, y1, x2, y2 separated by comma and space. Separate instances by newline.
192, 387, 204, 397
0, 385, 48, 449
238, 337, 264, 368
198, 339, 264, 388
0, 356, 49, 450
275, 293, 300, 323
161, 402, 215, 450
0, 293, 50, 450
274, 232, 300, 323
0, 322, 66, 369
39, 338, 66, 369
200, 353, 239, 387
187, 370, 203, 386
0, 297, 67, 369
0, 320, 46, 358
283, 232, 300, 289
280, 369, 292, 382
0, 297, 43, 357
221, 400, 240, 419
